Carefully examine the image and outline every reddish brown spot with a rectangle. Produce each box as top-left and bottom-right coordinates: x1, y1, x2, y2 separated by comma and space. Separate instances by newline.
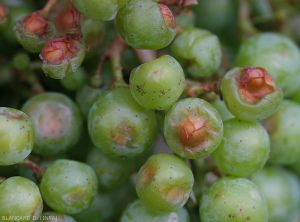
55, 5, 81, 31
164, 187, 187, 204
177, 115, 208, 147
0, 111, 24, 120
159, 4, 176, 29
112, 124, 134, 146
38, 103, 71, 137
40, 36, 80, 65
0, 4, 7, 20
238, 67, 276, 104
140, 165, 156, 189
22, 12, 48, 36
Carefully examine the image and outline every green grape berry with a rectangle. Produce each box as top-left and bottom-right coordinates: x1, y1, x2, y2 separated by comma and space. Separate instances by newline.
264, 100, 300, 165
136, 154, 194, 214
212, 119, 270, 177
22, 93, 83, 156
200, 177, 268, 222
164, 98, 223, 159
75, 85, 104, 118
88, 87, 157, 158
60, 67, 86, 91
221, 67, 283, 121
12, 52, 30, 71
72, 0, 119, 21
251, 167, 300, 222
0, 176, 43, 221
130, 55, 185, 110
0, 107, 34, 166
235, 33, 300, 96
39, 212, 77, 222
87, 148, 136, 191
121, 200, 190, 222
40, 36, 85, 79
14, 12, 55, 53
116, 0, 176, 50
40, 159, 97, 215
172, 28, 222, 78
210, 97, 234, 121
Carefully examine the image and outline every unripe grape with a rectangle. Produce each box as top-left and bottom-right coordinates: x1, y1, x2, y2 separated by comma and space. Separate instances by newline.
0, 176, 43, 221
172, 28, 222, 78
200, 177, 268, 222
60, 67, 86, 91
251, 167, 300, 222
22, 93, 83, 156
130, 55, 185, 110
75, 85, 104, 118
164, 98, 223, 159
235, 33, 300, 96
0, 107, 34, 166
14, 12, 55, 53
88, 87, 157, 158
136, 154, 194, 214
87, 148, 136, 191
40, 36, 85, 79
212, 119, 270, 177
221, 67, 283, 121
13, 52, 30, 71
40, 159, 97, 214
264, 100, 300, 165
116, 0, 176, 50
72, 0, 119, 21
121, 200, 190, 222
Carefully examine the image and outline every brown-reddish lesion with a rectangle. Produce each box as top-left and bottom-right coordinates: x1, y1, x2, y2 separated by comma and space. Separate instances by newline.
238, 67, 276, 104
139, 164, 156, 189
164, 186, 187, 204
112, 123, 134, 147
55, 5, 81, 32
159, 4, 176, 29
176, 114, 209, 148
40, 36, 80, 65
0, 4, 7, 21
22, 12, 48, 37
0, 111, 25, 121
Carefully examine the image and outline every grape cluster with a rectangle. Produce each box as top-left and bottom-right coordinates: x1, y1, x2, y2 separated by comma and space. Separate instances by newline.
0, 0, 300, 222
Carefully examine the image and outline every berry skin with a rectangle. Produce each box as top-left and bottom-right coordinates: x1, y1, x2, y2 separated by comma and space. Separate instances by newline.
14, 12, 56, 53
212, 119, 270, 177
88, 87, 157, 158
0, 107, 34, 166
72, 0, 119, 21
22, 93, 83, 156
251, 167, 300, 222
200, 177, 268, 222
221, 67, 283, 121
75, 85, 104, 118
116, 0, 176, 50
210, 97, 234, 121
235, 33, 300, 96
164, 98, 223, 159
136, 154, 194, 214
264, 100, 300, 165
0, 176, 43, 221
121, 200, 190, 222
130, 55, 185, 110
40, 159, 97, 215
40, 36, 85, 79
60, 67, 86, 91
86, 148, 136, 191
171, 28, 222, 78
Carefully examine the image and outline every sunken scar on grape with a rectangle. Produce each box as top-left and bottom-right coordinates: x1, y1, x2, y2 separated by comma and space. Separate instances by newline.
238, 67, 276, 104
163, 187, 189, 205
139, 165, 156, 189
63, 188, 86, 205
38, 104, 71, 137
0, 111, 25, 120
111, 123, 134, 146
174, 109, 217, 151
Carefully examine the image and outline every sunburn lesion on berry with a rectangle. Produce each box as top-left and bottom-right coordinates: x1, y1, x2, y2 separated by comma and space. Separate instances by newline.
163, 186, 189, 205
111, 123, 135, 147
22, 13, 48, 37
159, 4, 176, 29
0, 4, 7, 22
139, 164, 156, 189
238, 67, 276, 104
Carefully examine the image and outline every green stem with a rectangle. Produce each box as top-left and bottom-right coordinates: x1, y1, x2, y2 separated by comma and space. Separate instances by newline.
238, 0, 258, 40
